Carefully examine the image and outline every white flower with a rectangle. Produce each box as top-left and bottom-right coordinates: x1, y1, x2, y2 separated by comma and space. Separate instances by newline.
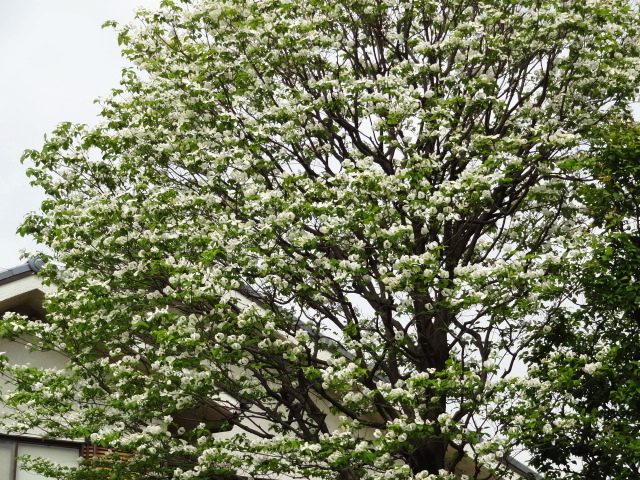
583, 362, 602, 374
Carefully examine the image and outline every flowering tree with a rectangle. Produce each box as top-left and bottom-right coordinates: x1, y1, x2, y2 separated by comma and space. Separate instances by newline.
2, 0, 640, 479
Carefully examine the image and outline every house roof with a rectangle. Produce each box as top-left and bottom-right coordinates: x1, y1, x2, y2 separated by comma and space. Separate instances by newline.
0, 258, 44, 286
0, 258, 47, 318
505, 454, 543, 479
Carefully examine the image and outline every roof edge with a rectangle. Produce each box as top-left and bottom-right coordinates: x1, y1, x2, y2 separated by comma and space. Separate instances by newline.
504, 454, 543, 479
0, 258, 44, 286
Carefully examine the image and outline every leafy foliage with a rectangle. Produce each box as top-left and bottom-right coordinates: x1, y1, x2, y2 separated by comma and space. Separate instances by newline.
508, 124, 640, 480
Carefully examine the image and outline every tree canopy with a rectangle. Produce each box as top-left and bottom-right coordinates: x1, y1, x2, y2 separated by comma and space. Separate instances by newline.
2, 0, 640, 479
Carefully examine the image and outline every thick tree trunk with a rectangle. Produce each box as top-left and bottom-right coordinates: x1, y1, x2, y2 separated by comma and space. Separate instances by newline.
412, 304, 452, 474
338, 468, 361, 480
409, 439, 448, 475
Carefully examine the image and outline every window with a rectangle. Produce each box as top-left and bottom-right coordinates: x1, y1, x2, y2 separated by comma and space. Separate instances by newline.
0, 437, 80, 480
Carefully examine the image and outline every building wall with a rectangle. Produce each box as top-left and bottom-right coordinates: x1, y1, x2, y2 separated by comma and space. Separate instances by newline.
0, 274, 81, 479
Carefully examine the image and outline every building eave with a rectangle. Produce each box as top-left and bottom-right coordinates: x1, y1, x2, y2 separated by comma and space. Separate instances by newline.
0, 258, 44, 286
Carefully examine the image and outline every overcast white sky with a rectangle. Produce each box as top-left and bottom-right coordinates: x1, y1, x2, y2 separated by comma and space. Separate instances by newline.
0, 1, 159, 270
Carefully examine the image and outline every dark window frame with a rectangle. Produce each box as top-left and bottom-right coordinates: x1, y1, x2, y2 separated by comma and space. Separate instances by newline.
0, 434, 83, 480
